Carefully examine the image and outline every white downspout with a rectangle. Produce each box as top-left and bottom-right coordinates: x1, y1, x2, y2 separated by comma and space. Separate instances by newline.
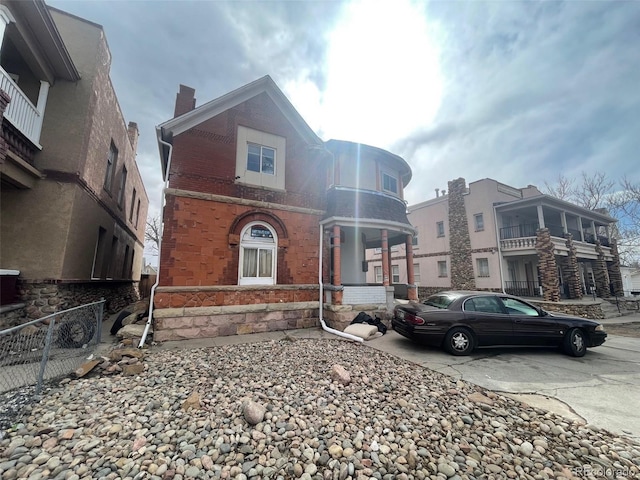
138, 137, 172, 347
494, 204, 506, 294
318, 223, 363, 342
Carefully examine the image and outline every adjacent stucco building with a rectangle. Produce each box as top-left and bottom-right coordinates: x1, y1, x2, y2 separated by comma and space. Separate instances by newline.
0, 1, 148, 324
368, 177, 623, 303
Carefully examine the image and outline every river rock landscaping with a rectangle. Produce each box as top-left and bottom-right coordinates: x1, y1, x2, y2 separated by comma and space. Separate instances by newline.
1, 337, 639, 480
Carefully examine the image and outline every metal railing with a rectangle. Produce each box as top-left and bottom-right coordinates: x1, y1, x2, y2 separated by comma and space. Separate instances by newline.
504, 281, 541, 297
499, 223, 539, 240
0, 299, 105, 395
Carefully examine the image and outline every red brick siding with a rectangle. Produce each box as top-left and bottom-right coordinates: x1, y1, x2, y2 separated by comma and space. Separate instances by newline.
168, 92, 326, 211
159, 195, 321, 288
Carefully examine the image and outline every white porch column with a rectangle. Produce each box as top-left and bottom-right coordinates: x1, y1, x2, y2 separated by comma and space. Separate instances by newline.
578, 216, 585, 241
591, 221, 597, 241
33, 80, 50, 141
561, 211, 568, 234
536, 205, 546, 229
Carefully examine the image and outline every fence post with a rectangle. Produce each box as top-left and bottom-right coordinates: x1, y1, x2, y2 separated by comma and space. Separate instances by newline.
36, 316, 57, 395
95, 299, 105, 345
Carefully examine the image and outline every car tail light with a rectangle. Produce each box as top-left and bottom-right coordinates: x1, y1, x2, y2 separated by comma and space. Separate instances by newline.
405, 312, 425, 326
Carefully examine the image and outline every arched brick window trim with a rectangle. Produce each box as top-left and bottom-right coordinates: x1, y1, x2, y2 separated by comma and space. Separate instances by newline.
229, 210, 289, 248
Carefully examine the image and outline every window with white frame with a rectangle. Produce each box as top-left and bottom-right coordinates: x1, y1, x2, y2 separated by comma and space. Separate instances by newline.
374, 266, 382, 283
382, 172, 398, 194
236, 126, 286, 190
413, 263, 421, 284
239, 222, 277, 285
437, 260, 447, 277
247, 144, 275, 174
474, 213, 484, 231
437, 221, 445, 237
477, 258, 490, 277
392, 265, 400, 283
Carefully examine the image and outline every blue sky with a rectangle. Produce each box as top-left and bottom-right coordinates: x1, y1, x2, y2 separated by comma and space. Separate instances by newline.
50, 0, 640, 250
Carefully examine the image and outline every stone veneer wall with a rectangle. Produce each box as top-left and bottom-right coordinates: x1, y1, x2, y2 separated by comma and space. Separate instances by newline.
563, 234, 583, 299
0, 281, 140, 329
593, 242, 611, 298
528, 299, 604, 320
607, 240, 624, 297
535, 228, 560, 302
447, 178, 476, 290
153, 303, 320, 341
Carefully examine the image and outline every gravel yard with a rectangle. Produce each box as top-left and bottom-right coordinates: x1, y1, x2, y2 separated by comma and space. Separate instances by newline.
1, 337, 639, 480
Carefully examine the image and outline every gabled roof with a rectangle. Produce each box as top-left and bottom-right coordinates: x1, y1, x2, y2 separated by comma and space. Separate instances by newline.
156, 75, 324, 180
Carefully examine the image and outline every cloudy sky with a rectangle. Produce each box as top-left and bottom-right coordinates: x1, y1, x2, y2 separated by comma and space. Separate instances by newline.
50, 0, 639, 238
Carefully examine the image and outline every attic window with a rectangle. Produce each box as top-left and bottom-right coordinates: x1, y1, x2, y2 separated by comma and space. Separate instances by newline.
247, 144, 275, 175
236, 126, 286, 190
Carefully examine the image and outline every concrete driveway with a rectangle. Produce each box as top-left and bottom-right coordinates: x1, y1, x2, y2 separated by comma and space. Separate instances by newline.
367, 330, 640, 441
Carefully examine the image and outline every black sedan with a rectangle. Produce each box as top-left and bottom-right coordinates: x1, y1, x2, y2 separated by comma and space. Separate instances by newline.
392, 291, 607, 357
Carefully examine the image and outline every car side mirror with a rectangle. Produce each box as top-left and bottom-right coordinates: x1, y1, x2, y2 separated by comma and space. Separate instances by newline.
539, 308, 548, 317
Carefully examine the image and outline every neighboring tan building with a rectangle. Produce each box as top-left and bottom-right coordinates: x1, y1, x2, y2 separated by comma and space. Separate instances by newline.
153, 76, 416, 340
367, 177, 623, 303
0, 1, 148, 325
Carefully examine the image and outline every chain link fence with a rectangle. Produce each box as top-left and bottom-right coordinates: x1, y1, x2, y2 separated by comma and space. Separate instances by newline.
0, 299, 105, 395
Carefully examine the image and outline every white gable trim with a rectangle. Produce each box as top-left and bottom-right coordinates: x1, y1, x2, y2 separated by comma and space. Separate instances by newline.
159, 75, 322, 146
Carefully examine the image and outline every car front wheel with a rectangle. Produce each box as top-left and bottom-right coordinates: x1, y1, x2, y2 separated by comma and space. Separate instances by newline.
444, 327, 474, 356
563, 328, 587, 357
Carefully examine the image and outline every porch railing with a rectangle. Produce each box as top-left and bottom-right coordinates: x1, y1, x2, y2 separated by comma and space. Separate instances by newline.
504, 281, 541, 297
0, 66, 44, 147
0, 299, 105, 396
500, 223, 539, 240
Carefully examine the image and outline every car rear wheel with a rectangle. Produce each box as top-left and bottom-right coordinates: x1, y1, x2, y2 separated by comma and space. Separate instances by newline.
444, 327, 474, 356
563, 328, 587, 357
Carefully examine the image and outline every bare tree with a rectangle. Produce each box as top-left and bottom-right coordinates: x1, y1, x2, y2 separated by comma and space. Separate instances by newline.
545, 172, 639, 265
543, 174, 574, 201
145, 215, 161, 253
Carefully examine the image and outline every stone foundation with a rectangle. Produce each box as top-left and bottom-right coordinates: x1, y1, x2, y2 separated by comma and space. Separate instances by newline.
0, 280, 140, 329
153, 302, 320, 341
322, 304, 390, 332
528, 299, 603, 320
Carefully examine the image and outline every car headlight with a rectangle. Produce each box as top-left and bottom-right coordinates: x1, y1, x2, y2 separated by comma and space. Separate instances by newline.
595, 324, 605, 332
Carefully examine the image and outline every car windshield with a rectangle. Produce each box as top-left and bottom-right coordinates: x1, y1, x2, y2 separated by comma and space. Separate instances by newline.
423, 295, 455, 309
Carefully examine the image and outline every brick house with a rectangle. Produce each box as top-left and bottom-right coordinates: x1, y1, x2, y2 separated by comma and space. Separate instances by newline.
367, 177, 623, 302
0, 0, 148, 326
153, 76, 417, 340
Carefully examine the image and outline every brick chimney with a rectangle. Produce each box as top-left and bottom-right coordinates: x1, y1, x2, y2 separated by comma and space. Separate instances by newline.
174, 84, 196, 117
127, 121, 139, 153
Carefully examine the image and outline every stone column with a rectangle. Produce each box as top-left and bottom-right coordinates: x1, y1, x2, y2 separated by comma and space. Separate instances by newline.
405, 234, 417, 301
381, 229, 390, 286
593, 241, 610, 298
564, 234, 583, 299
608, 239, 624, 297
535, 228, 560, 302
448, 178, 476, 290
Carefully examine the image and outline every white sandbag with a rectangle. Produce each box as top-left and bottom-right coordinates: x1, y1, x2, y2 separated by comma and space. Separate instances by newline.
344, 323, 379, 340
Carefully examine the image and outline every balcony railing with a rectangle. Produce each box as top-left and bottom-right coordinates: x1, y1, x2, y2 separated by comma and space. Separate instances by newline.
504, 281, 541, 297
0, 67, 44, 147
500, 223, 539, 240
